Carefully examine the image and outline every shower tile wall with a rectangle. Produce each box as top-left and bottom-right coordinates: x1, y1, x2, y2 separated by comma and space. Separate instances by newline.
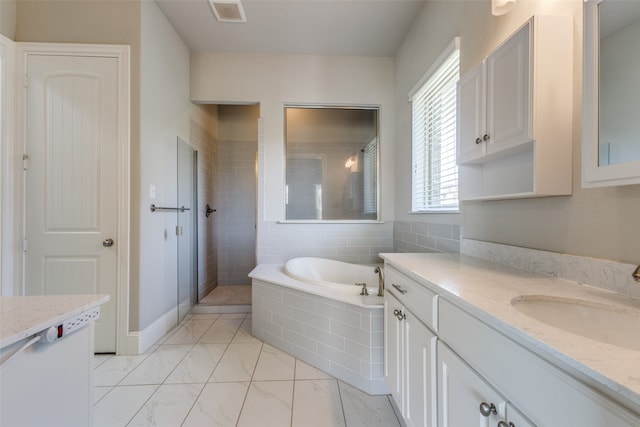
190, 119, 218, 299
215, 139, 257, 285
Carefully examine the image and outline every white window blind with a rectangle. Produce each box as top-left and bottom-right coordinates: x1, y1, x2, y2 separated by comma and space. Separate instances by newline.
411, 39, 460, 212
363, 138, 377, 214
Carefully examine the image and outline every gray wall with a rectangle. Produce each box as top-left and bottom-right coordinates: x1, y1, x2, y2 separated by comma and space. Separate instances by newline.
395, 0, 640, 264
0, 0, 15, 39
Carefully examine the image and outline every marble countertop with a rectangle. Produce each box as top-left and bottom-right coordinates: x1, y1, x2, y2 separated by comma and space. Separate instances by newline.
0, 294, 110, 349
380, 252, 640, 414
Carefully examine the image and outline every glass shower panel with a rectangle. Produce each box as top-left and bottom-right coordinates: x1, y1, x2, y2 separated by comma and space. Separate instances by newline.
177, 137, 198, 322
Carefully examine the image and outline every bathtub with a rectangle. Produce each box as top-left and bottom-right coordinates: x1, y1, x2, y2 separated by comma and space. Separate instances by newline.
284, 257, 382, 295
249, 257, 388, 395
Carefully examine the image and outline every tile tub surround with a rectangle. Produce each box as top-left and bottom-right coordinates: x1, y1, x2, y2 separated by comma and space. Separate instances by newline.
381, 252, 640, 416
461, 239, 640, 299
250, 264, 387, 395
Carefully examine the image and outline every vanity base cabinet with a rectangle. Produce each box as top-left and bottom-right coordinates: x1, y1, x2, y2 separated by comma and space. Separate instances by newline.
385, 289, 437, 427
439, 299, 639, 426
438, 341, 533, 427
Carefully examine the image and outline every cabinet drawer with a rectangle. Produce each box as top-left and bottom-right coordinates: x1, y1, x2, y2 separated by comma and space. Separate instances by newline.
439, 299, 639, 426
385, 265, 438, 331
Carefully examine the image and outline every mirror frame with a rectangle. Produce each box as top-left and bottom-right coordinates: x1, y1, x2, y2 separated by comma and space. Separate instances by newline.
583, 0, 640, 187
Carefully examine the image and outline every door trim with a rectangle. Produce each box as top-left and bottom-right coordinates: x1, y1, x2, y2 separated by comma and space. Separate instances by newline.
0, 35, 16, 296
16, 43, 131, 355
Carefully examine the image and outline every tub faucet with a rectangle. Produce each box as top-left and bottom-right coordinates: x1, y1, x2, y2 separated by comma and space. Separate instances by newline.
375, 266, 385, 296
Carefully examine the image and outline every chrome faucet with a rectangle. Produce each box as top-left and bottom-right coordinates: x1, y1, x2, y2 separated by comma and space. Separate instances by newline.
375, 266, 385, 296
633, 265, 640, 282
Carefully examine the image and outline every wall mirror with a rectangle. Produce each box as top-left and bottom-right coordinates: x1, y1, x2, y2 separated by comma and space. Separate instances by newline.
284, 106, 379, 221
583, 0, 640, 187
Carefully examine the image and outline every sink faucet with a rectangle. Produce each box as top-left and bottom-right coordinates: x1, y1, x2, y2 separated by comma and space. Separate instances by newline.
375, 266, 385, 296
633, 265, 640, 282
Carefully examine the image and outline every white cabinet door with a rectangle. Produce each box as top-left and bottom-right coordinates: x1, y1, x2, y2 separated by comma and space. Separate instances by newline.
384, 291, 403, 408
506, 403, 535, 427
485, 21, 531, 157
405, 310, 437, 427
385, 290, 437, 427
438, 341, 506, 427
457, 21, 532, 166
457, 61, 486, 164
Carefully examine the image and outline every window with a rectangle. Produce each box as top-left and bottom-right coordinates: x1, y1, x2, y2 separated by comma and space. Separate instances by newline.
284, 106, 379, 221
411, 38, 460, 212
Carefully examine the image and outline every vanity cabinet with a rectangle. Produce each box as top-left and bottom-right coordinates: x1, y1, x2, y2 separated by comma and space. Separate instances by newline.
382, 255, 640, 427
439, 299, 638, 427
457, 15, 573, 200
384, 266, 438, 427
438, 342, 534, 427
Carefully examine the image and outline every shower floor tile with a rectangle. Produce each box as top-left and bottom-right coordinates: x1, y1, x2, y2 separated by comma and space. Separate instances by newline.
199, 284, 252, 305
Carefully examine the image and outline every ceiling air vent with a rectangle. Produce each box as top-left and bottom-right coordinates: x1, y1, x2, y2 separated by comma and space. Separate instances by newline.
208, 0, 247, 23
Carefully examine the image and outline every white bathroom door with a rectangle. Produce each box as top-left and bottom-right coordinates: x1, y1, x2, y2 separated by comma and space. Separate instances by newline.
23, 53, 119, 353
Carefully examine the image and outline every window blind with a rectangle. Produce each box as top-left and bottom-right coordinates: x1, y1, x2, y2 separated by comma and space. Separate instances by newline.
411, 42, 460, 212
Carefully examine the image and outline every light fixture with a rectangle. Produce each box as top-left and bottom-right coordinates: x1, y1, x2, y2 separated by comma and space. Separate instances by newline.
492, 0, 516, 16
345, 155, 356, 169
208, 0, 247, 23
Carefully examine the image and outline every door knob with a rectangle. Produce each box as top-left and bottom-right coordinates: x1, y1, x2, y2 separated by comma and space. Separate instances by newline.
103, 238, 114, 247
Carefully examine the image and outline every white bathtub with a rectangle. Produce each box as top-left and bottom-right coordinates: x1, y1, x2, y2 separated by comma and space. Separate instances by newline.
249, 258, 388, 395
284, 257, 381, 294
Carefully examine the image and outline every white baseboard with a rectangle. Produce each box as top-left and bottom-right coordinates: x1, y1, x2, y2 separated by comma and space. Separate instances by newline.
123, 307, 178, 355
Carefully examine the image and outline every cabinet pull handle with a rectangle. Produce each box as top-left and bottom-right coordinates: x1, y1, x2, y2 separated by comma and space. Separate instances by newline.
392, 284, 407, 294
479, 402, 497, 417
483, 133, 490, 141
475, 137, 482, 144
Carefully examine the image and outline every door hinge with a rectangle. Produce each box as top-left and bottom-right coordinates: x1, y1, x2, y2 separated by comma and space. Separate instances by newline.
22, 239, 28, 252
23, 154, 30, 170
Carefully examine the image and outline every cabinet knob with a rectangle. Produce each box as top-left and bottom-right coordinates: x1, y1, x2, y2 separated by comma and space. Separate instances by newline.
479, 402, 497, 417
393, 309, 405, 321
483, 133, 490, 141
475, 137, 482, 144
498, 422, 515, 427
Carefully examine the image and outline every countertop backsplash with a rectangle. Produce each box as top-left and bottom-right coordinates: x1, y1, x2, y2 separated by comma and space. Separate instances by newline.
461, 239, 640, 300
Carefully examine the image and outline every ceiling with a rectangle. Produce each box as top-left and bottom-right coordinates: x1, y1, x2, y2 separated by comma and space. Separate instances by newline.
154, 0, 426, 57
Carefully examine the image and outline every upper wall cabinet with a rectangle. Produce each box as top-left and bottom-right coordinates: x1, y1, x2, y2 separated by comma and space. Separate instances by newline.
457, 25, 530, 164
583, 0, 640, 188
457, 15, 573, 201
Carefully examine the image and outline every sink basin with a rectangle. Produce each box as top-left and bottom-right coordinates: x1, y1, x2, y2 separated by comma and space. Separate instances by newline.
511, 295, 640, 351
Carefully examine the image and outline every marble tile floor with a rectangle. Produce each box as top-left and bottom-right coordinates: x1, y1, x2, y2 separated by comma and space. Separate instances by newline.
93, 312, 401, 427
